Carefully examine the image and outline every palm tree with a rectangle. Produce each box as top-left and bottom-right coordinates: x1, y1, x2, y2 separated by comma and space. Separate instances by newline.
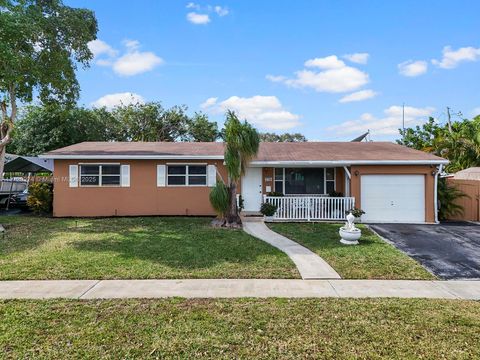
222, 110, 260, 225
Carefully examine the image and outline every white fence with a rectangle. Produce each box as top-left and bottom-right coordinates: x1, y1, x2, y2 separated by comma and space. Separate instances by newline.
264, 196, 355, 221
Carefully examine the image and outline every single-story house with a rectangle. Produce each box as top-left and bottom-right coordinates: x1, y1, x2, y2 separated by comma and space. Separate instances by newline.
40, 141, 448, 223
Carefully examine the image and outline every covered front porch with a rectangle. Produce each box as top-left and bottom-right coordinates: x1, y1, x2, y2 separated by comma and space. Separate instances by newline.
241, 166, 355, 221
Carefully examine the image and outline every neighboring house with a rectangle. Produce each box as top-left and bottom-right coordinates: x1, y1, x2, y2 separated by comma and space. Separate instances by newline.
41, 141, 448, 223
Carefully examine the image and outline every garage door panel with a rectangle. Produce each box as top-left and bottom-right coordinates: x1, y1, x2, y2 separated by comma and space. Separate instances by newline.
361, 175, 425, 223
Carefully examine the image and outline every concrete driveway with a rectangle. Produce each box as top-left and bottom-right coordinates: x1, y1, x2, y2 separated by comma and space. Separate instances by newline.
370, 222, 480, 280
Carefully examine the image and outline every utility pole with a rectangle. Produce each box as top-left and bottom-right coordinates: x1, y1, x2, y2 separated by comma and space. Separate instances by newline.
402, 102, 405, 142
446, 106, 453, 133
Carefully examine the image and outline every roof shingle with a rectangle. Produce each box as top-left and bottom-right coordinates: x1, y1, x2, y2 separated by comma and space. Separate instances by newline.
42, 141, 447, 163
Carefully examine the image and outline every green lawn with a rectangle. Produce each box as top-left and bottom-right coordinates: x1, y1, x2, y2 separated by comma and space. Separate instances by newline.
0, 216, 298, 280
1, 298, 479, 358
268, 222, 434, 280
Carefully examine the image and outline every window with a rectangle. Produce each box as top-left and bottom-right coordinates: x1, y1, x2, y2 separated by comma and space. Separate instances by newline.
325, 168, 335, 194
167, 165, 207, 186
80, 164, 121, 186
274, 168, 284, 194
274, 167, 335, 195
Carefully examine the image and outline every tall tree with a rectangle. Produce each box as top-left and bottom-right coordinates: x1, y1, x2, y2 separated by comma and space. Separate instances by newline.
0, 0, 97, 175
398, 115, 480, 172
110, 102, 189, 142
186, 112, 219, 142
259, 132, 307, 142
223, 111, 260, 225
8, 104, 118, 155
397, 117, 440, 152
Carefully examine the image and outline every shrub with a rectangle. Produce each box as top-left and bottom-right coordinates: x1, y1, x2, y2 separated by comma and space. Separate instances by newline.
209, 182, 230, 217
27, 182, 53, 214
260, 202, 277, 216
346, 208, 365, 218
267, 191, 284, 197
328, 190, 344, 197
438, 178, 467, 220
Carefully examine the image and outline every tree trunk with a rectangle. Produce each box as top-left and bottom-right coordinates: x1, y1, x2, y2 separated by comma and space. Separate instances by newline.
0, 145, 5, 180
226, 181, 241, 225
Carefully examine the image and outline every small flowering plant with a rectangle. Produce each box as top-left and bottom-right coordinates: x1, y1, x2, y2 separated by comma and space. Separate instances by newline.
346, 208, 365, 218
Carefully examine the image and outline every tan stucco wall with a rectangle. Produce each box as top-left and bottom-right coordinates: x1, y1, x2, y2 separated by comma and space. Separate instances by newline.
349, 165, 436, 223
52, 159, 228, 217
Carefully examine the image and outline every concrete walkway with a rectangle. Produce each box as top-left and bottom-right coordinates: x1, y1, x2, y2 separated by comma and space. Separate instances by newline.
243, 221, 341, 279
1, 279, 479, 299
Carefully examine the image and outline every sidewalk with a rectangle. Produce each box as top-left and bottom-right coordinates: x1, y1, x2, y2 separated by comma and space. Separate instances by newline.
1, 279, 479, 300
243, 221, 341, 279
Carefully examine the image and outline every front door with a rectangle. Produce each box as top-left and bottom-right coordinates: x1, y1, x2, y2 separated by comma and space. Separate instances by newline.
241, 167, 263, 212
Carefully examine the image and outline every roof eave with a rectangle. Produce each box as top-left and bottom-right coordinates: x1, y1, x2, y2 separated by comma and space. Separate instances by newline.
39, 154, 225, 160
249, 160, 449, 166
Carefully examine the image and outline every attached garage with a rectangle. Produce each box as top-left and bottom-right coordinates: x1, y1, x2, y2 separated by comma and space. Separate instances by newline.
361, 175, 425, 223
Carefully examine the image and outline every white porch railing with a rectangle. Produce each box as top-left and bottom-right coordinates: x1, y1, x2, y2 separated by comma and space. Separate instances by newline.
264, 196, 355, 221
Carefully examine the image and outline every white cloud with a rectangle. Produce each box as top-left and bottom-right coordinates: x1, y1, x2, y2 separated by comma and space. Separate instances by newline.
200, 97, 218, 109
398, 60, 428, 77
123, 39, 140, 51
88, 39, 118, 65
202, 95, 301, 130
89, 39, 163, 76
265, 74, 287, 82
343, 53, 369, 64
267, 55, 369, 93
304, 55, 345, 69
187, 12, 211, 24
432, 46, 480, 69
186, 2, 200, 9
112, 41, 163, 76
326, 105, 435, 138
339, 89, 378, 103
88, 39, 117, 58
91, 92, 145, 109
214, 5, 229, 16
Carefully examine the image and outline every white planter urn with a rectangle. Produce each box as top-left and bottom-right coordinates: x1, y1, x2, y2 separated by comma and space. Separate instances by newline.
339, 212, 361, 245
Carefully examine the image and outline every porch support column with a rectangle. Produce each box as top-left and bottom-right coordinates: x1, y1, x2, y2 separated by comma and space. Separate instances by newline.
343, 166, 351, 197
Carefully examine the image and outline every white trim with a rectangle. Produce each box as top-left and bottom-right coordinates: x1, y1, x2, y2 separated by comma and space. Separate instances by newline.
274, 167, 336, 195
78, 162, 121, 165
69, 165, 78, 187
40, 155, 223, 160
157, 165, 166, 187
166, 164, 207, 187
78, 164, 122, 188
207, 165, 217, 187
434, 164, 443, 224
250, 160, 449, 166
120, 165, 130, 187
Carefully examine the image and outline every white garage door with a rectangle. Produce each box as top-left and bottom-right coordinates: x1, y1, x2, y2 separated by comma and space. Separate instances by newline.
361, 175, 425, 223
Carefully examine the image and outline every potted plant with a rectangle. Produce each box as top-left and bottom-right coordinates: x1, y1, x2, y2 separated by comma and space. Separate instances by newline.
260, 202, 278, 222
346, 208, 365, 222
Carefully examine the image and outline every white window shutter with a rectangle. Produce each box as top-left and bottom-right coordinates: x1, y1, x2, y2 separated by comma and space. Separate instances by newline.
69, 165, 78, 187
157, 165, 166, 187
207, 164, 217, 187
121, 165, 130, 187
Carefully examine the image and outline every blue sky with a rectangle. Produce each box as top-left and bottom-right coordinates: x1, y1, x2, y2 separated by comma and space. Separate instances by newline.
67, 0, 480, 141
